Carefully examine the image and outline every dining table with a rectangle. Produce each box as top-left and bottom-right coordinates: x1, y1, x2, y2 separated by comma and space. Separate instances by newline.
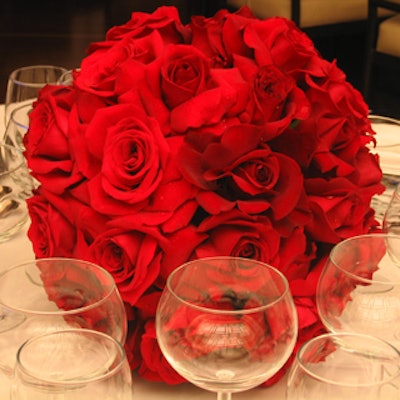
1, 103, 399, 399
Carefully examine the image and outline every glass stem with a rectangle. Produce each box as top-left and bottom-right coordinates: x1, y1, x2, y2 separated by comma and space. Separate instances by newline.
217, 392, 232, 400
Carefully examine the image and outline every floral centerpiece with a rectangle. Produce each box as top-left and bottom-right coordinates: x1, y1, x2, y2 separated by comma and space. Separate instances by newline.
23, 6, 384, 384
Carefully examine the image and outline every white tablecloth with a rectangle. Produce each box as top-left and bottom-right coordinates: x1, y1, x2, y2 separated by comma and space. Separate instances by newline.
0, 102, 287, 399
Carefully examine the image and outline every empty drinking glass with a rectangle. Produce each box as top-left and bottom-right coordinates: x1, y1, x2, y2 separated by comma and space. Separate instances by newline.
316, 234, 400, 347
286, 332, 400, 399
11, 329, 133, 400
0, 143, 34, 241
156, 256, 298, 400
4, 65, 67, 125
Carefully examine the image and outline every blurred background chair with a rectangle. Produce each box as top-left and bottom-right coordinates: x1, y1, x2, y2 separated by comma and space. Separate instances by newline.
224, 0, 394, 37
363, 0, 400, 104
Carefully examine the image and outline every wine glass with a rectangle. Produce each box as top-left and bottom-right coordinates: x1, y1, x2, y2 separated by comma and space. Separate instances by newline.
4, 65, 67, 125
316, 233, 400, 347
0, 143, 34, 242
0, 258, 127, 398
156, 256, 298, 400
3, 102, 32, 150
286, 332, 400, 399
11, 329, 133, 400
383, 183, 400, 234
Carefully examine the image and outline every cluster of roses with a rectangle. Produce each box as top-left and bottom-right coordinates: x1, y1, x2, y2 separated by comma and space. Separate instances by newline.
23, 6, 384, 384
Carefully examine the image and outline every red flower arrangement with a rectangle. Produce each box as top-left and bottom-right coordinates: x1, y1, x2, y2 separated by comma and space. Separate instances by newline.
23, 6, 384, 385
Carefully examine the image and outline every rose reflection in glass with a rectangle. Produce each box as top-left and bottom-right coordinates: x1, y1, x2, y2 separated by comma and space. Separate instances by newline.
316, 234, 400, 348
156, 256, 298, 400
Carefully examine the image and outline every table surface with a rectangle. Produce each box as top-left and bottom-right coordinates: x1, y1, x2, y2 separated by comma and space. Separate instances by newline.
1, 107, 399, 399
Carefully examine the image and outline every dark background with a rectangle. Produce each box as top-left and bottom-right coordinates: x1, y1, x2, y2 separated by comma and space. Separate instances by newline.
0, 0, 398, 118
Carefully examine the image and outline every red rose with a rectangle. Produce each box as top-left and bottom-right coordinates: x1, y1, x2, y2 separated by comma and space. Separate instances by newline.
64, 187, 109, 250
196, 209, 281, 264
24, 85, 83, 194
168, 65, 247, 133
190, 7, 255, 68
305, 60, 371, 128
195, 209, 310, 276
89, 214, 169, 306
129, 135, 201, 236
303, 61, 376, 175
160, 44, 212, 109
75, 33, 172, 99
27, 189, 77, 258
179, 123, 305, 220
139, 319, 185, 384
305, 176, 383, 243
75, 6, 189, 99
348, 148, 383, 188
157, 209, 296, 285
278, 226, 316, 281
120, 44, 243, 134
75, 104, 170, 215
156, 226, 208, 284
75, 40, 131, 99
106, 5, 189, 43
190, 10, 234, 68
233, 58, 310, 133
73, 89, 108, 124
27, 185, 109, 259
242, 17, 318, 74
251, 64, 309, 122
135, 290, 161, 319
148, 179, 199, 235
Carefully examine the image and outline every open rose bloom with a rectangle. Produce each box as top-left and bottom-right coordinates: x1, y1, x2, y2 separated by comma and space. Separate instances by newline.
23, 6, 384, 385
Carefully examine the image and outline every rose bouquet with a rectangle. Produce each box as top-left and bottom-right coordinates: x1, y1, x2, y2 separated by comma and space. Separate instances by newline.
23, 5, 384, 384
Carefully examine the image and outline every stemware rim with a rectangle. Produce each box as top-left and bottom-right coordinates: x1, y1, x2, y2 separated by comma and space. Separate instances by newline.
328, 233, 400, 285
0, 257, 119, 316
368, 113, 400, 126
8, 65, 68, 86
15, 328, 128, 385
294, 332, 400, 388
166, 256, 291, 315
